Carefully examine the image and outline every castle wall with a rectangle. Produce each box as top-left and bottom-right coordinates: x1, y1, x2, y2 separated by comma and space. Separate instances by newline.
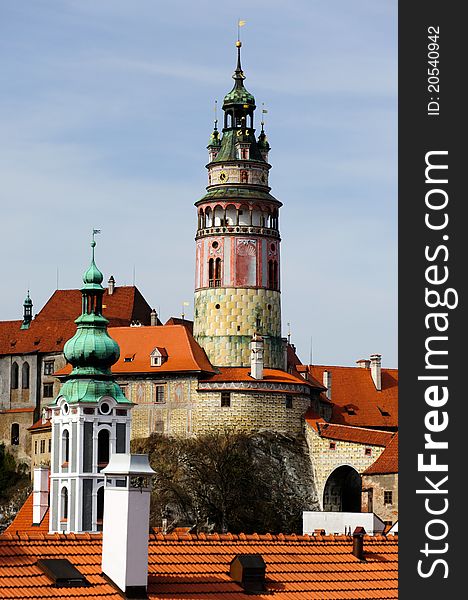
305, 424, 386, 510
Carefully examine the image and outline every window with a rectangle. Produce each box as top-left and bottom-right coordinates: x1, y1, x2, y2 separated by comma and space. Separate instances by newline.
48, 439, 51, 453
268, 260, 278, 290
62, 430, 70, 464
155, 385, 166, 403
208, 258, 214, 287
97, 429, 110, 468
97, 486, 105, 530
214, 258, 222, 287
35, 440, 38, 455
329, 442, 336, 450
221, 392, 231, 407
365, 447, 372, 456
11, 362, 19, 389
40, 439, 45, 454
240, 169, 248, 183
285, 397, 293, 409
44, 361, 54, 375
22, 362, 30, 389
61, 487, 68, 522
11, 423, 19, 446
384, 491, 393, 505
43, 383, 54, 398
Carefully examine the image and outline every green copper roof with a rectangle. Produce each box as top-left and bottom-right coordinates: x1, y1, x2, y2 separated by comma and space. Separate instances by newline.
212, 129, 265, 163
207, 125, 221, 148
197, 186, 281, 206
58, 378, 129, 404
23, 291, 33, 307
82, 240, 104, 289
52, 235, 130, 406
223, 42, 255, 109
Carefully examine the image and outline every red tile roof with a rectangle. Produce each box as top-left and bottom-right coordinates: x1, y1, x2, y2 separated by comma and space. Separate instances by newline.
0, 287, 153, 356
363, 433, 399, 475
200, 367, 318, 388
56, 325, 215, 376
305, 410, 394, 447
302, 365, 398, 429
0, 407, 35, 414
0, 530, 398, 599
27, 418, 51, 432
317, 423, 394, 447
5, 494, 49, 535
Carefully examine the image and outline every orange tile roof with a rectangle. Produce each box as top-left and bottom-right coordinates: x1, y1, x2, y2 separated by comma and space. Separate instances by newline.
303, 365, 398, 429
27, 418, 52, 432
363, 432, 399, 475
0, 287, 153, 356
0, 530, 398, 599
200, 367, 318, 388
0, 407, 35, 414
316, 423, 394, 447
56, 325, 215, 376
5, 494, 49, 535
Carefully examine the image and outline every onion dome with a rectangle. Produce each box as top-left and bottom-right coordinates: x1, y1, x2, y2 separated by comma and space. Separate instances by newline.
23, 291, 33, 307
20, 290, 33, 330
207, 121, 221, 148
56, 235, 128, 404
82, 240, 104, 289
257, 129, 270, 151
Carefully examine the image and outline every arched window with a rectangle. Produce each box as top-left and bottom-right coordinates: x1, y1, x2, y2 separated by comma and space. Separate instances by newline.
240, 169, 248, 182
11, 423, 20, 446
97, 486, 105, 530
97, 429, 110, 469
273, 261, 278, 290
268, 260, 274, 289
208, 258, 215, 287
62, 430, 69, 464
215, 258, 222, 287
11, 362, 19, 389
61, 487, 68, 521
22, 362, 30, 389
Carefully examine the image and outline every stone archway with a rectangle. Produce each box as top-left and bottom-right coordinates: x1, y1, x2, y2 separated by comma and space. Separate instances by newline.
323, 465, 362, 512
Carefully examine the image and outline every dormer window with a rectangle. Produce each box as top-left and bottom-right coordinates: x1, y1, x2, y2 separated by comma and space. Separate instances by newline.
124, 354, 135, 363
150, 347, 168, 367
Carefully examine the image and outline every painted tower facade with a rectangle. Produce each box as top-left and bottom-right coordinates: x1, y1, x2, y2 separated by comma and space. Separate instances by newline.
49, 237, 132, 533
193, 42, 284, 368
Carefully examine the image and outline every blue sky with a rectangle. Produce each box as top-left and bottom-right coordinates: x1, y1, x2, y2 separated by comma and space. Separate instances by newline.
0, 0, 397, 367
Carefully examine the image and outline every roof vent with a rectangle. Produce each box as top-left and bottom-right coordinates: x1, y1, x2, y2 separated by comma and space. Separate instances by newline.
124, 354, 135, 363
345, 405, 356, 415
37, 559, 89, 587
378, 406, 390, 417
230, 554, 266, 594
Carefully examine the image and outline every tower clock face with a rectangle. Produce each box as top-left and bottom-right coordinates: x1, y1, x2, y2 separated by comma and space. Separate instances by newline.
219, 171, 228, 182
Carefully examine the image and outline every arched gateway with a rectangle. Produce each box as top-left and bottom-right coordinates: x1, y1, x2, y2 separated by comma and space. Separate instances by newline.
323, 465, 362, 512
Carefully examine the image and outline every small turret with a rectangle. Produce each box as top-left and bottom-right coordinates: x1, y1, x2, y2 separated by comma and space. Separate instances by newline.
250, 333, 264, 380
20, 291, 33, 330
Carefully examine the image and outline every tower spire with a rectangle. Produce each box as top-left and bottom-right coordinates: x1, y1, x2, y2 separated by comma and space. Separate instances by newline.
20, 290, 33, 329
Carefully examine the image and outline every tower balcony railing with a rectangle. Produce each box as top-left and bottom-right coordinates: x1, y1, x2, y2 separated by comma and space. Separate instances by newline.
208, 279, 222, 288
196, 225, 280, 239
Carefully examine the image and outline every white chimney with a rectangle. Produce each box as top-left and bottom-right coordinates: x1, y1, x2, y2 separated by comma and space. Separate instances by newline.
32, 467, 49, 525
108, 275, 115, 295
322, 370, 332, 400
101, 454, 155, 596
370, 354, 382, 391
150, 309, 158, 327
250, 333, 264, 380
356, 359, 371, 369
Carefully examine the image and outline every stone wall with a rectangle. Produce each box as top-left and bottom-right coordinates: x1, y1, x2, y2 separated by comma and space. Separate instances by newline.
362, 473, 398, 523
305, 424, 386, 510
0, 410, 34, 466
193, 287, 283, 368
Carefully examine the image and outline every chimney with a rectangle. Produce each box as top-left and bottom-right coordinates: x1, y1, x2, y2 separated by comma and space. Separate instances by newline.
32, 467, 49, 525
150, 309, 158, 327
370, 354, 382, 391
108, 275, 115, 295
250, 334, 264, 380
356, 359, 370, 369
230, 554, 266, 593
322, 370, 332, 400
101, 454, 155, 597
352, 526, 366, 561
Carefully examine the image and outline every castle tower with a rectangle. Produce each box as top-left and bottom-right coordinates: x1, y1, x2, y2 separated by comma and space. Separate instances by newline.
193, 41, 283, 368
48, 234, 133, 533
